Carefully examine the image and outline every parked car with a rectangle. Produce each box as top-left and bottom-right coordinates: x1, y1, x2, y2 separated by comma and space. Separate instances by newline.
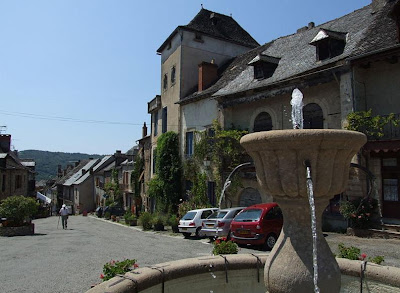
230, 203, 283, 250
103, 206, 125, 217
178, 208, 218, 238
199, 207, 245, 239
95, 206, 103, 218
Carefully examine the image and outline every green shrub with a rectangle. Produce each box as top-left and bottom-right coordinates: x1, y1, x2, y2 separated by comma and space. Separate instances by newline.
100, 259, 137, 282
339, 198, 377, 228
104, 211, 111, 220
212, 237, 238, 255
337, 243, 361, 260
124, 211, 136, 222
151, 213, 166, 231
167, 214, 179, 226
0, 195, 39, 226
369, 255, 385, 265
139, 212, 152, 230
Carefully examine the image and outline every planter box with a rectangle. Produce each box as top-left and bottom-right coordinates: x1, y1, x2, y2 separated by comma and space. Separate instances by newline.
0, 223, 34, 237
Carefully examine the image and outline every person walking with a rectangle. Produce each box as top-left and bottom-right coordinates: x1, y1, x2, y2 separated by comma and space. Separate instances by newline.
59, 204, 69, 229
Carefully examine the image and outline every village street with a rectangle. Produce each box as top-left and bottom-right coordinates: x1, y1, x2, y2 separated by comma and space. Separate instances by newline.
1, 215, 400, 293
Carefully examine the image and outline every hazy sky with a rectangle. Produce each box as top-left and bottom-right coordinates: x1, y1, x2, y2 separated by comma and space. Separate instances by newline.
0, 0, 369, 155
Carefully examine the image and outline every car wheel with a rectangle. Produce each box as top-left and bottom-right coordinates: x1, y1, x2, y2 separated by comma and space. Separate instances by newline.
182, 232, 191, 238
264, 233, 277, 251
195, 227, 202, 238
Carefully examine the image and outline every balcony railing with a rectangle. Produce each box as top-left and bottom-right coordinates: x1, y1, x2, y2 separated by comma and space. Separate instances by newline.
148, 95, 161, 113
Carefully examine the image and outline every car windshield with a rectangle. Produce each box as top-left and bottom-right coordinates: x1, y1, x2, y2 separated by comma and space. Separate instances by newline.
208, 211, 228, 219
182, 211, 196, 220
233, 209, 262, 222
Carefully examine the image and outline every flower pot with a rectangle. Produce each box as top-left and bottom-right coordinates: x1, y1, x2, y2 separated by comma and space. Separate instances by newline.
153, 223, 164, 231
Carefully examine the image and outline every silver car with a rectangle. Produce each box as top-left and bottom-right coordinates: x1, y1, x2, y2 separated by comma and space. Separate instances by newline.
199, 207, 245, 239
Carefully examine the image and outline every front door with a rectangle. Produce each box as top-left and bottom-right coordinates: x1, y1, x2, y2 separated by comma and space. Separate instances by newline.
382, 157, 400, 219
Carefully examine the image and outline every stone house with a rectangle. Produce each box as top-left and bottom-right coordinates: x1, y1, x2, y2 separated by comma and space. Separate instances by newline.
146, 8, 259, 206
177, 0, 400, 223
0, 134, 32, 200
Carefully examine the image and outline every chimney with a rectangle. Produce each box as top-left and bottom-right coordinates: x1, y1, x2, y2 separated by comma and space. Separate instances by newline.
142, 122, 148, 138
57, 165, 62, 178
198, 61, 218, 92
0, 134, 11, 153
308, 22, 315, 29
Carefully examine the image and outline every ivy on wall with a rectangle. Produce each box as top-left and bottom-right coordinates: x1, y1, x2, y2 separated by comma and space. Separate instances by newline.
148, 131, 182, 213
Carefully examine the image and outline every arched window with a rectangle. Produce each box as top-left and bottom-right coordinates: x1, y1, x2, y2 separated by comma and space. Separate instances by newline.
171, 66, 176, 84
303, 103, 324, 129
163, 74, 168, 90
253, 112, 273, 132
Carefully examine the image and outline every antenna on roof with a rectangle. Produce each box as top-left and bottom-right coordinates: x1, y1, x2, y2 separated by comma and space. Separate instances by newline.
201, 4, 203, 9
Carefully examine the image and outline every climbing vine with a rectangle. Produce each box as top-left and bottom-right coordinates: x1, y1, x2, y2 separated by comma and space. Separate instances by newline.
104, 169, 122, 206
131, 155, 144, 198
184, 120, 248, 206
346, 109, 399, 139
148, 131, 182, 213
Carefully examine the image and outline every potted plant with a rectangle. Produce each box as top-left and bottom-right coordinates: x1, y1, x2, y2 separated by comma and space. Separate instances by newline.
138, 212, 152, 230
124, 211, 137, 226
152, 213, 165, 231
0, 195, 39, 236
167, 214, 179, 233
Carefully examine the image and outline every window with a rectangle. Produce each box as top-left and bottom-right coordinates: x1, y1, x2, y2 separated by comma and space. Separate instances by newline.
207, 181, 216, 206
383, 179, 399, 201
303, 103, 324, 129
310, 29, 346, 61
254, 112, 273, 132
162, 107, 167, 133
163, 74, 168, 90
201, 210, 213, 219
153, 111, 158, 136
186, 131, 194, 156
152, 149, 157, 174
15, 175, 22, 189
171, 66, 176, 84
248, 54, 280, 80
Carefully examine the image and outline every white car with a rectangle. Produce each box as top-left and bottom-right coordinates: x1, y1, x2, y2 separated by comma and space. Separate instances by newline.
178, 208, 218, 238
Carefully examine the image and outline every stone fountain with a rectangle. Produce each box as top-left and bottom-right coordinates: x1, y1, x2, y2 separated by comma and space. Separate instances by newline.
240, 129, 366, 293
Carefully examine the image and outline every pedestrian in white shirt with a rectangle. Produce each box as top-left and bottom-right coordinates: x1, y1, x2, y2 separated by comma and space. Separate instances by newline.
59, 204, 69, 229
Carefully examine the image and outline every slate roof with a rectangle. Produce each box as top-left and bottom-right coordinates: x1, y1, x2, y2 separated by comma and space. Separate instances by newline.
180, 2, 399, 103
65, 159, 99, 186
54, 160, 89, 186
157, 8, 259, 53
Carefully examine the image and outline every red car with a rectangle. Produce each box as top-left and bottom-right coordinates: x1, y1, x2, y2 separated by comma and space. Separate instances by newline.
230, 203, 283, 250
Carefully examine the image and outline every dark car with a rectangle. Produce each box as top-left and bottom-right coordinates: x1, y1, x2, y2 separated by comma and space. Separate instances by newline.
95, 207, 103, 218
103, 206, 125, 217
230, 203, 283, 250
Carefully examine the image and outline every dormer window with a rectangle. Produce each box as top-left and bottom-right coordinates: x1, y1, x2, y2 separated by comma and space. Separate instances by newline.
248, 54, 280, 80
310, 29, 346, 61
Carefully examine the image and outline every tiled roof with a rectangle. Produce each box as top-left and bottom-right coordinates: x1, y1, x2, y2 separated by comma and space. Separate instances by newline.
179, 2, 398, 102
158, 8, 259, 53
65, 159, 99, 186
54, 160, 89, 186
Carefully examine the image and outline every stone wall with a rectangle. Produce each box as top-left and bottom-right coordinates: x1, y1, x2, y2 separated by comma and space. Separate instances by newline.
0, 223, 34, 237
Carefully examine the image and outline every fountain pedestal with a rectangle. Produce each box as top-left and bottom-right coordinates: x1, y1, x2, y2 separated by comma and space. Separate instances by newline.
240, 129, 366, 293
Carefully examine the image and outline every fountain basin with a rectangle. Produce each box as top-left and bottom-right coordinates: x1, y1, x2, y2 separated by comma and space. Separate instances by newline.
86, 254, 400, 293
240, 129, 367, 292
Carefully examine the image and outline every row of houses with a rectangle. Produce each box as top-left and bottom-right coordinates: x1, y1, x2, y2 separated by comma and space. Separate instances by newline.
136, 0, 400, 223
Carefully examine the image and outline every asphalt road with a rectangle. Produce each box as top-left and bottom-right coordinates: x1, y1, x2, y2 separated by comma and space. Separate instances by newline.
0, 215, 255, 293
1, 215, 399, 293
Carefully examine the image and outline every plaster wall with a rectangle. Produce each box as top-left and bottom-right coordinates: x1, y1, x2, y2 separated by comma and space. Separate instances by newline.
223, 81, 341, 132
354, 60, 400, 114
180, 98, 218, 154
74, 179, 95, 213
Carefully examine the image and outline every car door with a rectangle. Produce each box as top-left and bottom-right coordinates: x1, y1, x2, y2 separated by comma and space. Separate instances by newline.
262, 206, 283, 235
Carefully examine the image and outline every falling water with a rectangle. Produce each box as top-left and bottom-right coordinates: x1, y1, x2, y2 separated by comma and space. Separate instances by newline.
306, 163, 320, 293
290, 88, 304, 129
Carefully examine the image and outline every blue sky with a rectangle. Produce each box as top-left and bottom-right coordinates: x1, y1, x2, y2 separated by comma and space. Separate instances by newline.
0, 0, 369, 154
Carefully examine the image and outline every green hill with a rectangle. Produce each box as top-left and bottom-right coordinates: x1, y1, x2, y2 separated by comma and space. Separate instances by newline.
18, 150, 102, 181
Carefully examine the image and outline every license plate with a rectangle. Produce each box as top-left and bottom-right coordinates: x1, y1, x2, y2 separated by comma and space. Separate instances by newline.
207, 224, 214, 228
239, 230, 250, 235
181, 228, 187, 231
